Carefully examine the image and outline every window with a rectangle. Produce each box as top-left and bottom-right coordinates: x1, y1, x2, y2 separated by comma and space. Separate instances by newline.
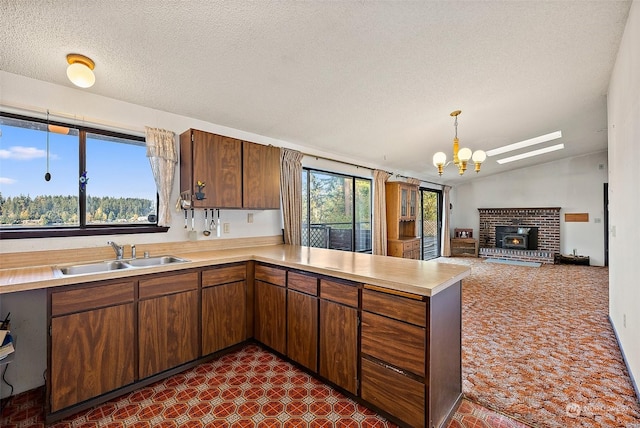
0, 113, 164, 238
302, 168, 371, 253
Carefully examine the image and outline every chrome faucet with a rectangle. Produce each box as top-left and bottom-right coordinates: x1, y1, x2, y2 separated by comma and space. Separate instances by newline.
107, 241, 124, 260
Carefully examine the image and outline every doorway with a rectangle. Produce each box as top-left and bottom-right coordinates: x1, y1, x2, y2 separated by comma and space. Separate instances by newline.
418, 188, 442, 260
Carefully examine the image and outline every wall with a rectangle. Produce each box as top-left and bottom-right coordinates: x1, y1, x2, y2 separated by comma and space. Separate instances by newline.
450, 150, 608, 266
608, 0, 640, 398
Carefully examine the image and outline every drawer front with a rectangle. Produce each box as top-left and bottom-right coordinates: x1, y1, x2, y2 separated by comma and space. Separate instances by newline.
411, 239, 421, 250
361, 311, 426, 377
361, 358, 426, 428
139, 272, 198, 299
202, 264, 246, 288
288, 271, 318, 296
52, 281, 134, 316
362, 288, 426, 327
255, 264, 286, 286
320, 279, 358, 307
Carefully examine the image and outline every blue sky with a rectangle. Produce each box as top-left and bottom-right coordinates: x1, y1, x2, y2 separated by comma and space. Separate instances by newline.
0, 123, 156, 200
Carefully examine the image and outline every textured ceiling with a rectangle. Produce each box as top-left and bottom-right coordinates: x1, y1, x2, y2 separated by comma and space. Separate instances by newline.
0, 0, 632, 184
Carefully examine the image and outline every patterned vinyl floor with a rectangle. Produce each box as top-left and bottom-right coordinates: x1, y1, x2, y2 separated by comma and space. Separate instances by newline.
1, 343, 525, 428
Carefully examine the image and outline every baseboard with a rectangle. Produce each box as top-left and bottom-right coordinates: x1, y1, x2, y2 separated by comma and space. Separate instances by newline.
608, 315, 640, 405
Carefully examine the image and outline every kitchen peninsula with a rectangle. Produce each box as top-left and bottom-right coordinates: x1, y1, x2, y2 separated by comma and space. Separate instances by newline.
0, 242, 469, 428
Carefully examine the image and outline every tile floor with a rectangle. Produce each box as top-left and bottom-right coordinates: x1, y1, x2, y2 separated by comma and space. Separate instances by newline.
1, 344, 528, 428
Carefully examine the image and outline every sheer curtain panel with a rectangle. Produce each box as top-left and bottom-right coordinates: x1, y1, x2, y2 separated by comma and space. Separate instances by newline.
280, 148, 303, 245
373, 170, 391, 255
145, 127, 177, 227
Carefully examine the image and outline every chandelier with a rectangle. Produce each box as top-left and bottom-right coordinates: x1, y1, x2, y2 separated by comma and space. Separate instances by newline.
432, 110, 486, 175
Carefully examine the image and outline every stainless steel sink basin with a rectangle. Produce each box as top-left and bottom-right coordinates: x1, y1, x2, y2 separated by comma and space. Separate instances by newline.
59, 261, 131, 276
125, 256, 189, 267
57, 255, 189, 276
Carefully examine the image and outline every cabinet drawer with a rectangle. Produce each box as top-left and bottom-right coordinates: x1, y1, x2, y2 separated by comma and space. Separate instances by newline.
51, 281, 134, 316
288, 271, 318, 296
139, 272, 198, 299
411, 239, 421, 250
362, 288, 426, 326
361, 358, 426, 428
202, 264, 246, 288
320, 279, 358, 307
255, 264, 286, 286
361, 311, 426, 377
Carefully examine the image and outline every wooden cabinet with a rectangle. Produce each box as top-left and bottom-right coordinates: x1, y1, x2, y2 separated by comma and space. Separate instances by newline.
451, 238, 478, 257
180, 129, 242, 208
254, 264, 287, 355
243, 141, 281, 209
319, 278, 359, 395
386, 182, 419, 259
48, 281, 135, 413
287, 271, 319, 372
202, 264, 247, 355
138, 272, 199, 379
361, 287, 427, 427
387, 237, 420, 259
180, 129, 280, 209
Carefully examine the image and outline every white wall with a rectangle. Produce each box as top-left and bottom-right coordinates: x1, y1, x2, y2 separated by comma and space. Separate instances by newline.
450, 150, 608, 266
608, 0, 640, 397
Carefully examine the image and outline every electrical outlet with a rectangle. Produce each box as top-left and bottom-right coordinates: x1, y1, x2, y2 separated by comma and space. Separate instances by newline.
594, 218, 601, 223
247, 213, 254, 223
223, 223, 230, 233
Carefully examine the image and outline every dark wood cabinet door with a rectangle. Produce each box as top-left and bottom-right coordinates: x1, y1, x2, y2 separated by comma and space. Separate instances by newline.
287, 289, 318, 372
319, 299, 358, 395
254, 279, 286, 354
138, 290, 199, 379
50, 303, 135, 412
202, 280, 247, 355
242, 141, 280, 209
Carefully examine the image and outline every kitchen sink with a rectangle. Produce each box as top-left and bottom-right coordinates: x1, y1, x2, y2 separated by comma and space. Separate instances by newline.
57, 256, 189, 276
125, 256, 189, 267
59, 261, 131, 276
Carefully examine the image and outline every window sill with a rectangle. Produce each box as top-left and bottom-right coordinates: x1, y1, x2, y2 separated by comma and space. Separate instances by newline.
0, 225, 169, 240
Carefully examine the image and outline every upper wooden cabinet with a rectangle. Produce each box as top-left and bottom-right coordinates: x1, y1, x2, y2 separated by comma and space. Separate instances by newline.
180, 129, 280, 209
243, 141, 280, 209
386, 182, 418, 225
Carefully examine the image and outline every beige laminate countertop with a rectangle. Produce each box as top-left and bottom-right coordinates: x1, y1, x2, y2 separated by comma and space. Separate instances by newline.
0, 245, 470, 297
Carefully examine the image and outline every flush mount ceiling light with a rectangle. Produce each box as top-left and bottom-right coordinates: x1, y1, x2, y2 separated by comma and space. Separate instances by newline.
432, 110, 486, 176
66, 53, 95, 88
496, 143, 565, 164
486, 130, 562, 157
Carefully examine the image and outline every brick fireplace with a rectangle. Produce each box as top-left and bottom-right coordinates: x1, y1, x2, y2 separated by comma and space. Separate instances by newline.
478, 207, 561, 264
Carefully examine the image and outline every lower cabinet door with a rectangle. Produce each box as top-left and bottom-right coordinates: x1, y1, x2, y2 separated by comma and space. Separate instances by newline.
50, 303, 135, 412
319, 299, 358, 395
254, 280, 286, 354
138, 290, 199, 379
287, 289, 318, 371
202, 280, 247, 355
360, 358, 426, 428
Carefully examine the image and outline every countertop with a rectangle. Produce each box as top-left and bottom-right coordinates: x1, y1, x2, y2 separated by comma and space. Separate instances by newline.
0, 244, 470, 297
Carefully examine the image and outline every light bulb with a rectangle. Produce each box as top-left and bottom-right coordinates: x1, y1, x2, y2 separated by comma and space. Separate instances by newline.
457, 147, 472, 162
432, 152, 447, 167
472, 150, 487, 163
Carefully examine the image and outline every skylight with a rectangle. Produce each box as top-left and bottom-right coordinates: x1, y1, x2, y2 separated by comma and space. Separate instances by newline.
496, 144, 565, 164
486, 131, 562, 157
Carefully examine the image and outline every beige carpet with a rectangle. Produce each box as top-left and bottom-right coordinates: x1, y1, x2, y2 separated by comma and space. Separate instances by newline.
439, 257, 640, 427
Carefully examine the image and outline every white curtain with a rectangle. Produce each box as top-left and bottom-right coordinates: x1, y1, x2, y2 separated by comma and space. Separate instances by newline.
406, 177, 421, 186
280, 148, 304, 245
441, 185, 452, 257
145, 127, 177, 227
373, 170, 392, 255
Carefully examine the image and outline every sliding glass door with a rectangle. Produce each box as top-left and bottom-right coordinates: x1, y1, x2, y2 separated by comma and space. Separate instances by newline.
418, 188, 442, 260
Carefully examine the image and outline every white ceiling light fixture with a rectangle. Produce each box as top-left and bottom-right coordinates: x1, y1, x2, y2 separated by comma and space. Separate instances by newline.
496, 143, 565, 164
487, 131, 562, 157
66, 53, 95, 88
433, 110, 486, 176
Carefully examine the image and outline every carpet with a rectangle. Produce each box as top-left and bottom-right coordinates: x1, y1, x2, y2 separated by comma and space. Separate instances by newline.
440, 257, 640, 427
484, 259, 541, 268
